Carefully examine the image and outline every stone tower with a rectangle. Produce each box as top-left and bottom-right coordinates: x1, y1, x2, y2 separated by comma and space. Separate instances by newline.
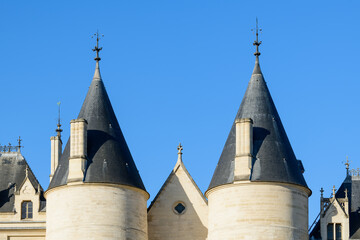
206, 27, 311, 240
45, 36, 149, 240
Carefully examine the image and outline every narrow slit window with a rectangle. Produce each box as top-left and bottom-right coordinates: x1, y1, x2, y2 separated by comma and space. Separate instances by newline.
327, 223, 334, 240
335, 224, 342, 240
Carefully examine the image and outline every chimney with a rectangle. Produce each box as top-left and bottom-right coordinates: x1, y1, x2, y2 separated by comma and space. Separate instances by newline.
234, 118, 253, 181
50, 135, 62, 182
68, 118, 88, 183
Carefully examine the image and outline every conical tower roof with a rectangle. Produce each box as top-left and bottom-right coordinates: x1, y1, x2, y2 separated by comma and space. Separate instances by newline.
208, 43, 308, 191
49, 44, 145, 191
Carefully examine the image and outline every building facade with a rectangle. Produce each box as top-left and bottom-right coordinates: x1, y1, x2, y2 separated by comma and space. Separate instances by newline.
310, 163, 360, 240
0, 34, 318, 240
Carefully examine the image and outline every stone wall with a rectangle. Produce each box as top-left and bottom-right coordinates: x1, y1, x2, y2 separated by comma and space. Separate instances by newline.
148, 162, 208, 240
46, 183, 148, 240
207, 182, 310, 240
0, 178, 46, 240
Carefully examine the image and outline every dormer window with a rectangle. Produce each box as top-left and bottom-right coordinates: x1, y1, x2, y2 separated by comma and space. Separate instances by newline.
21, 201, 33, 219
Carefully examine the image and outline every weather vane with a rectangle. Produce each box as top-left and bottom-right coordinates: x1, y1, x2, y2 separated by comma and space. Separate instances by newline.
92, 31, 104, 61
56, 102, 63, 137
17, 136, 22, 147
251, 18, 262, 57
343, 156, 351, 176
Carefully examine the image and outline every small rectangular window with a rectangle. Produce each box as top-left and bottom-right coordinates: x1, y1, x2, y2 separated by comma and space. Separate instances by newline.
21, 201, 33, 220
328, 223, 334, 240
21, 202, 27, 219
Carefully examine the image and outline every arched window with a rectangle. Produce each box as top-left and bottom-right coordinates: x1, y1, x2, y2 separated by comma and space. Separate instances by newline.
21, 201, 33, 219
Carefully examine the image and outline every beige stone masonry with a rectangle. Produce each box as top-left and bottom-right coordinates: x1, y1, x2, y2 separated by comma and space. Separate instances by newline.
50, 136, 62, 182
68, 119, 87, 182
0, 176, 46, 240
45, 183, 149, 240
320, 189, 349, 240
234, 118, 253, 181
148, 158, 208, 240
206, 182, 310, 240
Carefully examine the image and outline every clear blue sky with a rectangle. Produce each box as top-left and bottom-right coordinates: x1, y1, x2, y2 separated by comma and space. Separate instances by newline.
0, 0, 359, 225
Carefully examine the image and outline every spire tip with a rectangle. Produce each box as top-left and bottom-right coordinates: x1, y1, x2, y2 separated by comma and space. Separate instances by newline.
56, 102, 62, 137
92, 31, 104, 62
252, 18, 262, 58
177, 143, 183, 162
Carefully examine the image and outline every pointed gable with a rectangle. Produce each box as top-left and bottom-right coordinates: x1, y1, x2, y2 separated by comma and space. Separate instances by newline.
49, 59, 145, 191
328, 175, 360, 239
208, 57, 308, 190
0, 151, 45, 212
148, 146, 208, 240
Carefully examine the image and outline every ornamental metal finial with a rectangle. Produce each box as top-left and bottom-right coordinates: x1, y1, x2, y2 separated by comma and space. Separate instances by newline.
56, 102, 63, 137
92, 31, 104, 62
344, 156, 351, 176
320, 187, 324, 198
252, 18, 262, 57
17, 136, 22, 152
17, 136, 22, 148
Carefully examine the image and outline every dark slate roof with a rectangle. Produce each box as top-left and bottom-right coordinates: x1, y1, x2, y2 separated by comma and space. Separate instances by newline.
0, 152, 46, 212
208, 57, 308, 190
309, 221, 321, 240
336, 176, 360, 239
49, 62, 146, 191
309, 174, 360, 239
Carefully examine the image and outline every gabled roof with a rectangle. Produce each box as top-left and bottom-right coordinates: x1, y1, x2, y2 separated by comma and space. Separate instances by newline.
323, 197, 348, 217
208, 56, 308, 190
309, 174, 360, 239
336, 175, 360, 239
49, 60, 146, 191
148, 152, 207, 212
0, 151, 45, 212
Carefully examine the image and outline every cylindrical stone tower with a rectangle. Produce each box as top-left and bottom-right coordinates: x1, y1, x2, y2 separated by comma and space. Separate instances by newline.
206, 37, 311, 240
45, 39, 149, 240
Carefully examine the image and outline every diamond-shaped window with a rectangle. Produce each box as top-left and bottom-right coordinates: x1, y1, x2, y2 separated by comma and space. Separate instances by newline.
174, 203, 186, 214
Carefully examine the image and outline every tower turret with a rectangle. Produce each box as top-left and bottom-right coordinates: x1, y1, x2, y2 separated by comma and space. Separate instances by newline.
206, 20, 311, 240
45, 33, 149, 240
